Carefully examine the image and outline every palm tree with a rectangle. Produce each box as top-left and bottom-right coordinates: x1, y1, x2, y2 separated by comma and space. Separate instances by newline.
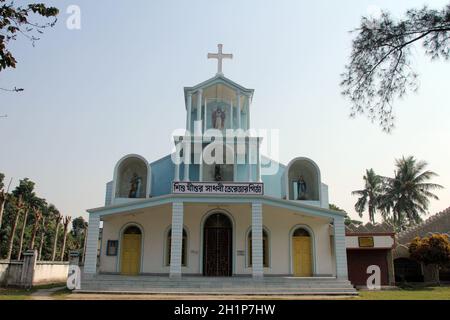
6, 195, 24, 260
352, 168, 383, 223
51, 208, 62, 261
13, 179, 37, 260
29, 207, 43, 250
60, 216, 72, 261
379, 156, 443, 231
38, 216, 47, 260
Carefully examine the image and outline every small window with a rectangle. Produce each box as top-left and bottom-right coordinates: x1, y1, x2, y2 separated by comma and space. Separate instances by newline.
293, 228, 310, 237
166, 229, 188, 267
106, 240, 118, 256
248, 230, 269, 268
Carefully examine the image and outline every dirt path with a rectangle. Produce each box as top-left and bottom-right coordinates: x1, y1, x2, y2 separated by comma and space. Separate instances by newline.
30, 286, 66, 300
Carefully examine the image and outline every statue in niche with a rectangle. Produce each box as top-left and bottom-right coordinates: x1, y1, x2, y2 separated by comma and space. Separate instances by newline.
128, 173, 142, 198
214, 165, 223, 182
212, 107, 226, 130
296, 175, 307, 200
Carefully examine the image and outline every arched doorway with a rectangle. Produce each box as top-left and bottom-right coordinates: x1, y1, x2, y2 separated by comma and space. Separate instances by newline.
292, 227, 313, 277
203, 213, 232, 276
121, 225, 142, 275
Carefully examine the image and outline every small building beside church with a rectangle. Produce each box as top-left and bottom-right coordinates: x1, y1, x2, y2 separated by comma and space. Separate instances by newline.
82, 45, 357, 294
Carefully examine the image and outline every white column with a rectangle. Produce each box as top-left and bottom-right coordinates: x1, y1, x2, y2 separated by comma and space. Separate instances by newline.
247, 95, 251, 129
236, 90, 241, 129
186, 93, 192, 132
247, 140, 253, 182
174, 142, 180, 182
199, 150, 203, 182
230, 101, 233, 129
333, 216, 348, 279
256, 138, 261, 182
84, 214, 100, 275
233, 144, 238, 182
170, 202, 184, 278
251, 202, 264, 278
196, 89, 203, 133
183, 138, 190, 181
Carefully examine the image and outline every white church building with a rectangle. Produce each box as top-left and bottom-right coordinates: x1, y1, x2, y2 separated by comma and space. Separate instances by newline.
81, 45, 357, 294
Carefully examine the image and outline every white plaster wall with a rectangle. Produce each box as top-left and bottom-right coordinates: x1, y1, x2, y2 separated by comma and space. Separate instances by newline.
345, 235, 394, 249
99, 203, 335, 276
33, 263, 69, 285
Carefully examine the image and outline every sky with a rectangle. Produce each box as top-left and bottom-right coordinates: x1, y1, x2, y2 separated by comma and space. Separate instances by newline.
1, 0, 449, 223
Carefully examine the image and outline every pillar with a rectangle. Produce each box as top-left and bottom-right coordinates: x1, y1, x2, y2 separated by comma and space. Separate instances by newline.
256, 138, 261, 182
84, 214, 100, 275
197, 89, 203, 133
333, 216, 348, 279
169, 202, 184, 278
186, 93, 192, 132
251, 202, 264, 278
247, 140, 253, 182
183, 138, 190, 181
20, 249, 37, 289
236, 90, 241, 129
174, 141, 180, 182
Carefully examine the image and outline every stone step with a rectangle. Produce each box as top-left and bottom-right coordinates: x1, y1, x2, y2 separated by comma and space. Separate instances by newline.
78, 276, 357, 295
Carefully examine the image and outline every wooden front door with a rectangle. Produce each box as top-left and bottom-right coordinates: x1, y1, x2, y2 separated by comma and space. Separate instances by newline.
203, 213, 232, 276
293, 236, 312, 277
121, 233, 141, 275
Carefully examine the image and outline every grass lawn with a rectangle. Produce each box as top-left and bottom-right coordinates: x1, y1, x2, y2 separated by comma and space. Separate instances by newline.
0, 288, 34, 300
356, 286, 450, 300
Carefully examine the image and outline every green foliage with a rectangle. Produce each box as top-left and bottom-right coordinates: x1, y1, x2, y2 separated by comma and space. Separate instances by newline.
351, 168, 382, 223
352, 156, 443, 231
409, 234, 450, 266
0, 1, 59, 74
329, 203, 347, 213
0, 172, 4, 190
341, 4, 450, 132
0, 174, 86, 261
379, 156, 443, 231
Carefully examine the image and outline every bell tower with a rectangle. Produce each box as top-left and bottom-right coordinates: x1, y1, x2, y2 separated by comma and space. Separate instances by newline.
174, 44, 262, 184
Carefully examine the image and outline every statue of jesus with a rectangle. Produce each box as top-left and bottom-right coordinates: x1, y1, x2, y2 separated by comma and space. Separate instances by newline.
212, 107, 226, 130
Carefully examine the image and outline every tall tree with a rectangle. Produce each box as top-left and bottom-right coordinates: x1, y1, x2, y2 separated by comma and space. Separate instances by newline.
51, 208, 62, 261
6, 195, 23, 260
341, 4, 450, 132
38, 216, 46, 260
352, 168, 383, 223
0, 1, 59, 91
379, 156, 443, 231
0, 172, 5, 229
60, 216, 71, 261
29, 206, 42, 250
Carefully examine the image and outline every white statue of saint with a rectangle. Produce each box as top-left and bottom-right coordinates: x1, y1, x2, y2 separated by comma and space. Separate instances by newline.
212, 107, 226, 129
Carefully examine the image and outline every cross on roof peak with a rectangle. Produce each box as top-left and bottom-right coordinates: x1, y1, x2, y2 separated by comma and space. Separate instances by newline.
207, 44, 233, 76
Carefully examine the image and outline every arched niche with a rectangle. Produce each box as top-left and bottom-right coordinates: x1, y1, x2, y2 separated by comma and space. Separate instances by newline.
113, 154, 150, 199
202, 142, 235, 182
286, 157, 321, 201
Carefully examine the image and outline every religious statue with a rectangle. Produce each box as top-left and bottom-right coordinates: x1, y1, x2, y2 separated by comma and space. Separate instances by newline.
128, 173, 142, 198
214, 165, 223, 182
296, 176, 307, 200
212, 107, 226, 130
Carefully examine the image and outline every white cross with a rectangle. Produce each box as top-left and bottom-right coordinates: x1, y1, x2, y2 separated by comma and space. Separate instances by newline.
207, 44, 233, 75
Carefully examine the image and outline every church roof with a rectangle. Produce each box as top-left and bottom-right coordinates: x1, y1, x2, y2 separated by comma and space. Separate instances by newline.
183, 74, 254, 107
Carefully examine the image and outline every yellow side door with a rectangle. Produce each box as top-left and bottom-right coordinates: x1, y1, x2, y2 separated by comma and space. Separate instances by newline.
293, 236, 312, 277
121, 234, 141, 275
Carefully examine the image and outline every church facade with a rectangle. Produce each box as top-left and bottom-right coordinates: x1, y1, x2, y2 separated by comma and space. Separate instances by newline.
83, 45, 349, 284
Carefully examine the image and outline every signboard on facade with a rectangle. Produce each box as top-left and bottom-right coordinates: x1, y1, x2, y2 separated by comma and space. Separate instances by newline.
358, 236, 375, 248
172, 182, 264, 195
